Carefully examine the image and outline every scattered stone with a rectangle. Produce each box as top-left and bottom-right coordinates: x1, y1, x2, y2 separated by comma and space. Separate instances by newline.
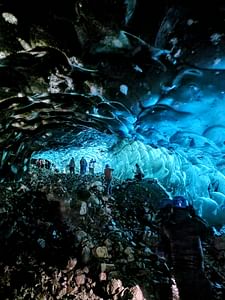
94, 246, 109, 258
75, 274, 86, 286
80, 201, 87, 215
107, 279, 124, 295
129, 285, 146, 300
0, 173, 224, 300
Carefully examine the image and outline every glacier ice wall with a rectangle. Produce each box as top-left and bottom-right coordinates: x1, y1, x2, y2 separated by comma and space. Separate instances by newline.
33, 136, 225, 225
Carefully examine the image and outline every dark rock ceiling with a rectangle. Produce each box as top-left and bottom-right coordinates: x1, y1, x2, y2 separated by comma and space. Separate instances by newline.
1, 0, 225, 181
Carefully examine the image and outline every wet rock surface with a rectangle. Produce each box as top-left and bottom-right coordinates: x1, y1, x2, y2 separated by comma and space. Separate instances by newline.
0, 171, 225, 299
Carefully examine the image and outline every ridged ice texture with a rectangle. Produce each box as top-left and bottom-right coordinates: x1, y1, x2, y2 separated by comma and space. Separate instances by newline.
110, 140, 225, 224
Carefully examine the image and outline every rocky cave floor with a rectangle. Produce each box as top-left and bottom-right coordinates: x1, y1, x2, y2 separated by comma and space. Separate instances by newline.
0, 169, 225, 300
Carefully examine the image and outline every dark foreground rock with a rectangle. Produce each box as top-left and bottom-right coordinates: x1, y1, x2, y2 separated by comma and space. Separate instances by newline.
0, 172, 224, 299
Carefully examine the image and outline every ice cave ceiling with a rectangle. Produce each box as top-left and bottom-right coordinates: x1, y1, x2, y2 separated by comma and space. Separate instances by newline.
2, 0, 225, 219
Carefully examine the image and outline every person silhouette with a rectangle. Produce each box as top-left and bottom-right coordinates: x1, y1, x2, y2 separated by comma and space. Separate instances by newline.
158, 196, 212, 300
104, 164, 114, 195
89, 158, 96, 175
80, 157, 87, 175
69, 157, 75, 175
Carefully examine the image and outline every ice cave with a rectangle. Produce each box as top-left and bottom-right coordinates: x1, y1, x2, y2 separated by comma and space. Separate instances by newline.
1, 1, 225, 299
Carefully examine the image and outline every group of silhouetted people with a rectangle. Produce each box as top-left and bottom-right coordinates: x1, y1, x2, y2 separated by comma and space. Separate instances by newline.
36, 159, 51, 169
68, 159, 144, 195
68, 157, 115, 196
68, 157, 96, 176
